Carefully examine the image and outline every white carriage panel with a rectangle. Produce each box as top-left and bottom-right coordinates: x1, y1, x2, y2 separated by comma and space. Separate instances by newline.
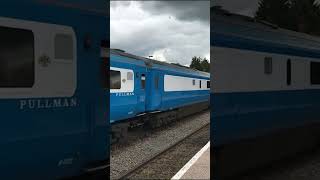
212, 46, 307, 93
290, 58, 307, 90
211, 47, 237, 93
164, 75, 208, 92
36, 25, 77, 97
110, 67, 134, 93
0, 17, 77, 98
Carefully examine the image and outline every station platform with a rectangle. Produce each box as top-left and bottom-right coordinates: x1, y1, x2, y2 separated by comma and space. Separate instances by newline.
172, 141, 210, 179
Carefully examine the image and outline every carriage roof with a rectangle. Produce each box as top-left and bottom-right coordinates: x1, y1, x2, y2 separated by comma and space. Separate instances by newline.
211, 7, 320, 58
110, 49, 210, 77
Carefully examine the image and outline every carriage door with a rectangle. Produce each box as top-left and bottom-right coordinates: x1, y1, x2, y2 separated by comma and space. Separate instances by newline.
137, 72, 146, 114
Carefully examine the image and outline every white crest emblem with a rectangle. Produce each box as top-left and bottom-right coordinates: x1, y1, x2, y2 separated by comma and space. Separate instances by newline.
38, 54, 51, 67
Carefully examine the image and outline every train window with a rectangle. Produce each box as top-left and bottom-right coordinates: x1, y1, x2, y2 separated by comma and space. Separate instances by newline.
101, 41, 108, 89
311, 62, 320, 84
141, 74, 146, 89
199, 80, 202, 89
110, 70, 121, 89
207, 81, 210, 88
127, 72, 133, 80
0, 26, 34, 87
264, 57, 272, 74
54, 34, 73, 60
287, 59, 291, 85
101, 57, 108, 89
192, 79, 195, 86
155, 75, 159, 89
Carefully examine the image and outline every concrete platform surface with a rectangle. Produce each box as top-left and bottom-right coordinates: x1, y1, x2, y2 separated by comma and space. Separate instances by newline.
172, 141, 210, 180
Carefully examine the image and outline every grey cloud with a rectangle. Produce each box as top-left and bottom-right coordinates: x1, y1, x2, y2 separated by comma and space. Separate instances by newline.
111, 21, 209, 65
111, 1, 210, 66
138, 1, 210, 24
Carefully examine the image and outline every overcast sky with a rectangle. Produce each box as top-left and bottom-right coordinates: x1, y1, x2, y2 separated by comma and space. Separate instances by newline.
111, 1, 210, 66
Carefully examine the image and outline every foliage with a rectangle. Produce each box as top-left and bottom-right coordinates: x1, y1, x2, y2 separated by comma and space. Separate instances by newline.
255, 0, 320, 36
190, 56, 210, 72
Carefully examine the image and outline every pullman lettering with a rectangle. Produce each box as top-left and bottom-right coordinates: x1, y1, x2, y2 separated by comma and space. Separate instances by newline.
20, 98, 78, 110
115, 92, 134, 96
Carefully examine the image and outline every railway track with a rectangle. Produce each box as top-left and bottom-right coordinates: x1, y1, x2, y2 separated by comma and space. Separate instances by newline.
116, 123, 210, 179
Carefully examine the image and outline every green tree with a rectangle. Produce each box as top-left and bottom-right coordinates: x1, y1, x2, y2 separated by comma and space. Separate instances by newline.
190, 56, 202, 70
255, 0, 320, 36
190, 56, 210, 72
200, 58, 210, 72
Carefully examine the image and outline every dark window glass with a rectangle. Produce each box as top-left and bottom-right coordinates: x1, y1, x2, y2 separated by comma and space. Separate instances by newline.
199, 80, 202, 89
0, 26, 34, 87
54, 34, 73, 60
311, 62, 320, 84
100, 40, 109, 89
110, 70, 121, 89
127, 72, 133, 80
192, 79, 195, 86
141, 74, 146, 89
207, 81, 210, 88
287, 59, 291, 85
101, 57, 108, 89
155, 75, 159, 89
264, 57, 272, 74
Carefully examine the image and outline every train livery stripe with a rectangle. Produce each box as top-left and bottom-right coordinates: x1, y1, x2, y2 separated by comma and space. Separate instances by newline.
211, 46, 320, 93
164, 74, 209, 92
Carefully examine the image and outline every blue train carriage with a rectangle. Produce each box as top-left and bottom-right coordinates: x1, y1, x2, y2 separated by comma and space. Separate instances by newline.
0, 1, 108, 179
110, 49, 210, 142
211, 7, 320, 177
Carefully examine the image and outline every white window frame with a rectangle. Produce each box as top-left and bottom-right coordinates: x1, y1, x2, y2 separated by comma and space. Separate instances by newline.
0, 17, 77, 99
110, 67, 134, 93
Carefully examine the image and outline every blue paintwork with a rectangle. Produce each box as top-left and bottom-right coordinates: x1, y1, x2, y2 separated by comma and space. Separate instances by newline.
211, 11, 320, 147
110, 52, 210, 124
110, 54, 147, 123
212, 90, 320, 146
0, 1, 108, 179
211, 12, 320, 57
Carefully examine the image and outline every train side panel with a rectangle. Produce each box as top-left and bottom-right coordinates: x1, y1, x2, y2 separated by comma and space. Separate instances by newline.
110, 54, 147, 123
0, 1, 108, 179
211, 37, 320, 179
212, 46, 320, 146
149, 64, 210, 112
211, 10, 320, 177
